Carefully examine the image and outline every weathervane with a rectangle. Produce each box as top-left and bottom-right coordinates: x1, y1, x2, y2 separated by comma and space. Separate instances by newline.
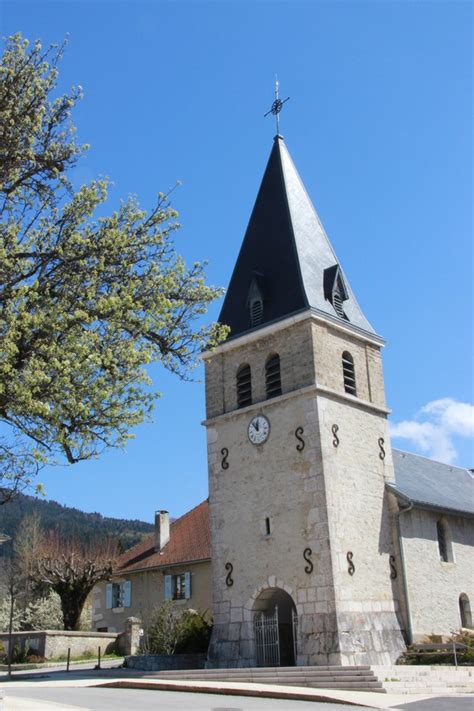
264, 77, 290, 135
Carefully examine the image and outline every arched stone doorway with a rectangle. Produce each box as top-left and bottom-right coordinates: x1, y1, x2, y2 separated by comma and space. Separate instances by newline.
253, 587, 297, 667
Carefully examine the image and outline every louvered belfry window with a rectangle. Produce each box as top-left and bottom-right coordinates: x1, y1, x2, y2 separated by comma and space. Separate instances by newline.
342, 351, 357, 396
266, 354, 282, 399
236, 364, 252, 408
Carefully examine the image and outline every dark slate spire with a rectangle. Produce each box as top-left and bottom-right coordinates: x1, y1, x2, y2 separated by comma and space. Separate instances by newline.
219, 136, 377, 338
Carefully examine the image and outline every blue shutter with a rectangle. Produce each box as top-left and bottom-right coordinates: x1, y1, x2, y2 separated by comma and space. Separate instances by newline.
164, 574, 172, 601
184, 572, 191, 599
105, 583, 113, 609
123, 580, 132, 607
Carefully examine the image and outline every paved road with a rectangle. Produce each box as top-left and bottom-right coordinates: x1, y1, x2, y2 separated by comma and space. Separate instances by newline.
394, 698, 474, 711
2, 686, 378, 710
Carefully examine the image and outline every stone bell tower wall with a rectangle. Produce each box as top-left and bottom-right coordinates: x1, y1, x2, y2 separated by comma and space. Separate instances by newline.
204, 314, 406, 667
205, 317, 340, 667
310, 320, 406, 664
205, 316, 316, 420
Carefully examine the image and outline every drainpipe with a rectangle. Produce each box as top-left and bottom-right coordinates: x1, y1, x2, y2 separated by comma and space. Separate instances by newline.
395, 499, 414, 645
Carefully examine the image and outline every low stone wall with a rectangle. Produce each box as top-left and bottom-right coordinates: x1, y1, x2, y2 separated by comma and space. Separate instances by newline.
0, 630, 117, 660
125, 653, 207, 671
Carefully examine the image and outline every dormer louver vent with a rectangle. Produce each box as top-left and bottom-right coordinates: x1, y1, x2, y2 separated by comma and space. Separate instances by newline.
247, 273, 264, 329
332, 290, 345, 318
323, 264, 349, 320
250, 298, 263, 327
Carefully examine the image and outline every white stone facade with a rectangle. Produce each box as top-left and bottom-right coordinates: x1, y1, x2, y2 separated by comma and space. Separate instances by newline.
393, 503, 474, 640
204, 314, 407, 666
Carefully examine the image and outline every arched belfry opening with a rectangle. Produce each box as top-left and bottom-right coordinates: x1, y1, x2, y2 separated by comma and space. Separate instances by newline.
253, 588, 297, 667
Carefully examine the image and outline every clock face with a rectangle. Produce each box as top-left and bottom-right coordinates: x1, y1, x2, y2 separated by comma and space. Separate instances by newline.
248, 415, 270, 445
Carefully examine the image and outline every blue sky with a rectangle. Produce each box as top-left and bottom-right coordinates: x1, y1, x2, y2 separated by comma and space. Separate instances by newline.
1, 1, 472, 522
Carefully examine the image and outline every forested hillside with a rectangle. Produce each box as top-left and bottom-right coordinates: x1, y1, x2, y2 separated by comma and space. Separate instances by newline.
0, 493, 154, 553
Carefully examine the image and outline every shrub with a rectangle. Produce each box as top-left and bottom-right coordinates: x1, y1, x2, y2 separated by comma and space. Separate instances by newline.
145, 603, 212, 655
26, 654, 45, 664
398, 631, 474, 665
0, 591, 63, 632
176, 610, 212, 654
10, 642, 26, 664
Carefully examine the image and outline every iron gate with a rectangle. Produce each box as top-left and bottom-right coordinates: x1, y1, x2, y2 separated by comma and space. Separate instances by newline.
254, 605, 280, 666
292, 607, 298, 662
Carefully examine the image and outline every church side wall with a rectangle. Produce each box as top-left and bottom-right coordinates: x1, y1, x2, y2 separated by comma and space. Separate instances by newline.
399, 508, 474, 639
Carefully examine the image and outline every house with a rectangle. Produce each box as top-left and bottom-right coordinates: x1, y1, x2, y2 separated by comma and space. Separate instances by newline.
92, 500, 211, 632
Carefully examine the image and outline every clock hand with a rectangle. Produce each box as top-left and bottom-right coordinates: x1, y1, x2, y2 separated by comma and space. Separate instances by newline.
255, 420, 259, 431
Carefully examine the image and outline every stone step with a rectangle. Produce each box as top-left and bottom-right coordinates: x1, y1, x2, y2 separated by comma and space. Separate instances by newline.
153, 664, 372, 676
154, 670, 378, 680
170, 675, 378, 683
262, 680, 383, 689
372, 665, 474, 695
152, 670, 383, 691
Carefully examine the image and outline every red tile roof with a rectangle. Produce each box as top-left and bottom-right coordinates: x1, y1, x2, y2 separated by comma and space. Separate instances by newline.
118, 499, 210, 574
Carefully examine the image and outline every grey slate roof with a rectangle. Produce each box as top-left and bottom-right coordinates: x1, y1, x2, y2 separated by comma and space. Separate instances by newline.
219, 135, 377, 339
388, 449, 474, 517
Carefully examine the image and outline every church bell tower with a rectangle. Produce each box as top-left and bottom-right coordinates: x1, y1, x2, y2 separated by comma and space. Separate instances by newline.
203, 134, 405, 667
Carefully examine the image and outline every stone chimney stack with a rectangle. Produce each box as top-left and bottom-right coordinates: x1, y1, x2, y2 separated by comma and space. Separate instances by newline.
154, 510, 170, 551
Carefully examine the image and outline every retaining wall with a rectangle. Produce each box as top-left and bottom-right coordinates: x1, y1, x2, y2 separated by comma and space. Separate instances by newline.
125, 653, 207, 671
0, 630, 117, 660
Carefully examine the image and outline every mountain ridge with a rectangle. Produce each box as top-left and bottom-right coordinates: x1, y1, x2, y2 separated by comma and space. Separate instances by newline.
0, 493, 154, 553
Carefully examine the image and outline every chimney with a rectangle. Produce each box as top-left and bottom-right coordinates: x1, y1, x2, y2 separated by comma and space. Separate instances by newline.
154, 510, 170, 552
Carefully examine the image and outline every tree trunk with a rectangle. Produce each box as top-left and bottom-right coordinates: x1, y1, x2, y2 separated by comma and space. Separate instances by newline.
59, 589, 89, 631
7, 585, 15, 679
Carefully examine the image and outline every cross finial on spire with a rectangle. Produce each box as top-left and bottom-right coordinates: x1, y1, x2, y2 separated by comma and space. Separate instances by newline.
264, 76, 290, 135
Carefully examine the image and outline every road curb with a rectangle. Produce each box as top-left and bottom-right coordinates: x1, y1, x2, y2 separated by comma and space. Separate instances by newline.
100, 679, 382, 707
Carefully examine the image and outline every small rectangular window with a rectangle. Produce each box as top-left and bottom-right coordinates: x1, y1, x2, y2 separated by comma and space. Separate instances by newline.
437, 521, 449, 562
173, 573, 187, 600
265, 517, 271, 535
109, 581, 131, 608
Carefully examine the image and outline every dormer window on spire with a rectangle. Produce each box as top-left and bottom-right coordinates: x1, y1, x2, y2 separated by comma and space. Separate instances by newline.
323, 264, 349, 320
247, 274, 264, 329
250, 298, 263, 327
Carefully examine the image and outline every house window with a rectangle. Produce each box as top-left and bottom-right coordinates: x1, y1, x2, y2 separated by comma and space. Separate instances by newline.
265, 354, 282, 399
164, 572, 191, 601
459, 594, 473, 629
237, 364, 252, 408
342, 351, 357, 396
106, 581, 131, 609
173, 573, 186, 600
